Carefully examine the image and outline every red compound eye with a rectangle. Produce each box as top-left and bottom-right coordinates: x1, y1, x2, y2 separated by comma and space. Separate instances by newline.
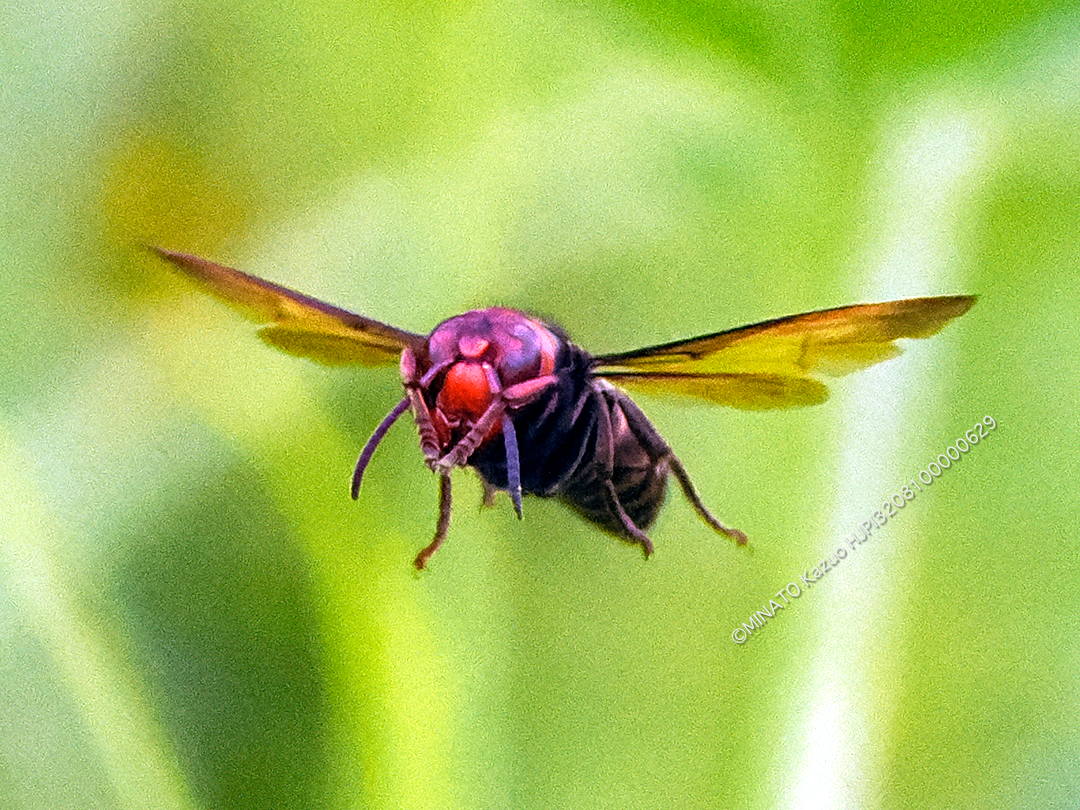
437, 362, 493, 421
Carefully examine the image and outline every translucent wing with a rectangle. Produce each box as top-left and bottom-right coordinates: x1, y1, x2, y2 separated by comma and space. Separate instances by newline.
594, 296, 976, 409
153, 248, 425, 365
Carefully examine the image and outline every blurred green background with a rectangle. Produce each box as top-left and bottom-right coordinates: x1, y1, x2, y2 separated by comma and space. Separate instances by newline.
3, 1, 1079, 808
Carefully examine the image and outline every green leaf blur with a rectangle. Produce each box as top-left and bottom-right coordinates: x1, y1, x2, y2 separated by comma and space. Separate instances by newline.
2, 1, 1077, 809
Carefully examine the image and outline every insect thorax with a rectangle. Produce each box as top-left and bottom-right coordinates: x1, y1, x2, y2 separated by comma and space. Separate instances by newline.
469, 344, 671, 537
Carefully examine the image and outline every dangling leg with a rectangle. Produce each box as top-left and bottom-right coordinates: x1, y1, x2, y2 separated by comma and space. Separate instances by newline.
602, 480, 655, 557
501, 413, 523, 519
667, 454, 748, 546
415, 472, 453, 570
401, 349, 452, 465
593, 389, 654, 558
606, 387, 747, 547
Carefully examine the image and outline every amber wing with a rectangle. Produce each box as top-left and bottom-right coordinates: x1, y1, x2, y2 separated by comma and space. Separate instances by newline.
594, 296, 976, 409
153, 248, 425, 365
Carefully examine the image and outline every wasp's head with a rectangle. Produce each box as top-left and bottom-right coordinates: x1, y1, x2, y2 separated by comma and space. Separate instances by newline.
411, 308, 560, 448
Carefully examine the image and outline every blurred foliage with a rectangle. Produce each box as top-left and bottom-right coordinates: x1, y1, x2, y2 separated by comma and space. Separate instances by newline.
3, 1, 1079, 809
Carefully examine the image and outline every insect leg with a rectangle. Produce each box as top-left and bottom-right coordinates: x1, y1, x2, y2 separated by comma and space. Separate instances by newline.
406, 386, 441, 465
606, 388, 747, 546
501, 413, 523, 518
593, 389, 654, 557
415, 472, 453, 569
401, 349, 448, 464
603, 480, 655, 557
667, 456, 748, 545
434, 399, 506, 472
